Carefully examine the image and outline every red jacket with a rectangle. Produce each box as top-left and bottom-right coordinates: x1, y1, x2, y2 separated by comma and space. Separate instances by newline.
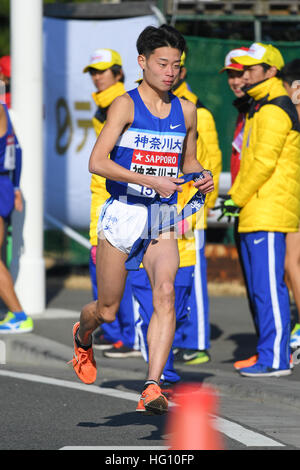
230, 95, 252, 184
231, 112, 245, 184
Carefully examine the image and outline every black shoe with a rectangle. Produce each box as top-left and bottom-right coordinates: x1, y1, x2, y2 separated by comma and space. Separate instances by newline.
103, 342, 142, 358
92, 334, 114, 350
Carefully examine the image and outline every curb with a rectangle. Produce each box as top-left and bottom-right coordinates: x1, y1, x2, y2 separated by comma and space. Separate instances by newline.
197, 366, 300, 411
0, 334, 72, 367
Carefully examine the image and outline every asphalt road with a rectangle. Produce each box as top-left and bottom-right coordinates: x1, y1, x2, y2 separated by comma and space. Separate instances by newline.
1, 283, 300, 452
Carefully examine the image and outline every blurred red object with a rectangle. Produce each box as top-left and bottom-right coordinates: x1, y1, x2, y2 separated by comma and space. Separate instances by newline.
166, 383, 224, 450
0, 56, 10, 78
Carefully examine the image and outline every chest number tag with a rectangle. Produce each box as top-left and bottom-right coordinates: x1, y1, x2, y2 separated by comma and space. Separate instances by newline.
4, 135, 16, 170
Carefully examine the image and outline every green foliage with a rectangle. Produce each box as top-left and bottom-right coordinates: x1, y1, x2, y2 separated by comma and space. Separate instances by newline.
0, 0, 9, 56
0, 27, 9, 56
0, 0, 9, 17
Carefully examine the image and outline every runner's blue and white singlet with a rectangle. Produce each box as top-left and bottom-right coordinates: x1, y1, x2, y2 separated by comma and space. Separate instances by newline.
0, 103, 15, 173
106, 87, 186, 205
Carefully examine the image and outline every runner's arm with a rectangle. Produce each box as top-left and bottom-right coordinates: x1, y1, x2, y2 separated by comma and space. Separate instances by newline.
0, 104, 7, 137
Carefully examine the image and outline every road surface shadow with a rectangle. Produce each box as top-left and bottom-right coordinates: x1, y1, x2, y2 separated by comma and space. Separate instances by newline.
77, 411, 167, 442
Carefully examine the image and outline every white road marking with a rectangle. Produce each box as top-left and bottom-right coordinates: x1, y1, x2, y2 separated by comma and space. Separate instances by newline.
0, 340, 6, 364
61, 446, 168, 450
213, 416, 284, 447
0, 369, 285, 448
33, 309, 79, 319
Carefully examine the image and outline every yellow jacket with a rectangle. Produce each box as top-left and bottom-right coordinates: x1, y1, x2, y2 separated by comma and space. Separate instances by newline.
89, 82, 126, 246
173, 81, 222, 229
229, 77, 300, 233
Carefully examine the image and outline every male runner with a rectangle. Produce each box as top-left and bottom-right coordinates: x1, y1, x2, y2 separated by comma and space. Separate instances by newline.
71, 24, 214, 414
0, 101, 33, 333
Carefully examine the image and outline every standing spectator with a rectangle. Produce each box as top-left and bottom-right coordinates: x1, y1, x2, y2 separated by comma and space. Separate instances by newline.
171, 51, 222, 365
281, 59, 300, 350
0, 101, 33, 333
221, 43, 300, 377
83, 48, 141, 357
0, 56, 11, 109
219, 47, 260, 370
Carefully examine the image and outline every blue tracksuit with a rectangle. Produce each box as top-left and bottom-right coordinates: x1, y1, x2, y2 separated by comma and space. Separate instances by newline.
174, 229, 210, 351
240, 231, 290, 369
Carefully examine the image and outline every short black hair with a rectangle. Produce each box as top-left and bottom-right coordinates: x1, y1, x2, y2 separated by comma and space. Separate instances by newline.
256, 62, 280, 77
136, 24, 186, 58
110, 65, 125, 83
281, 59, 300, 86
260, 62, 271, 72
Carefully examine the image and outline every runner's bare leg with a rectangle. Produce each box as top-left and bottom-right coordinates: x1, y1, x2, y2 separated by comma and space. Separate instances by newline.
77, 236, 128, 345
0, 216, 23, 312
143, 233, 179, 383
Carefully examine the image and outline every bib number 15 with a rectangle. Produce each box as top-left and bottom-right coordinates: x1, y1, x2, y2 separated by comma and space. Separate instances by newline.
4, 135, 16, 170
140, 186, 155, 197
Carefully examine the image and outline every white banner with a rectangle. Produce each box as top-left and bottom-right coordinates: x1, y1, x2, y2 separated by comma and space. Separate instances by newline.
43, 15, 159, 229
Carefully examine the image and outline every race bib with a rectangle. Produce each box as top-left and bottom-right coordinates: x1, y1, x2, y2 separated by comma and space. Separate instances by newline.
4, 135, 16, 170
127, 149, 179, 198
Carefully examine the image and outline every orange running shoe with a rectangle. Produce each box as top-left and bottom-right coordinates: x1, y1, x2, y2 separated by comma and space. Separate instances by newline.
234, 354, 258, 370
70, 322, 97, 384
137, 383, 168, 415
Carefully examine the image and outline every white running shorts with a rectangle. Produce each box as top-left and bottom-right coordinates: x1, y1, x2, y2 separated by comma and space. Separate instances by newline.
97, 198, 178, 254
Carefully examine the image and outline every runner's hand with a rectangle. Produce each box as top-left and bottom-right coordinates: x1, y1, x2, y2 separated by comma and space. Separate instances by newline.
193, 170, 214, 194
150, 176, 183, 198
14, 189, 23, 212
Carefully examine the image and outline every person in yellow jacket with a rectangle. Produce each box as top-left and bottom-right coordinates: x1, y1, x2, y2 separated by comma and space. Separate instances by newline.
220, 43, 300, 377
84, 49, 141, 358
170, 51, 222, 365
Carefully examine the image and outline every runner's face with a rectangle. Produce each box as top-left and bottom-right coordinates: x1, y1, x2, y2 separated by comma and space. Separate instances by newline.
89, 68, 120, 92
140, 47, 181, 91
227, 69, 246, 98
